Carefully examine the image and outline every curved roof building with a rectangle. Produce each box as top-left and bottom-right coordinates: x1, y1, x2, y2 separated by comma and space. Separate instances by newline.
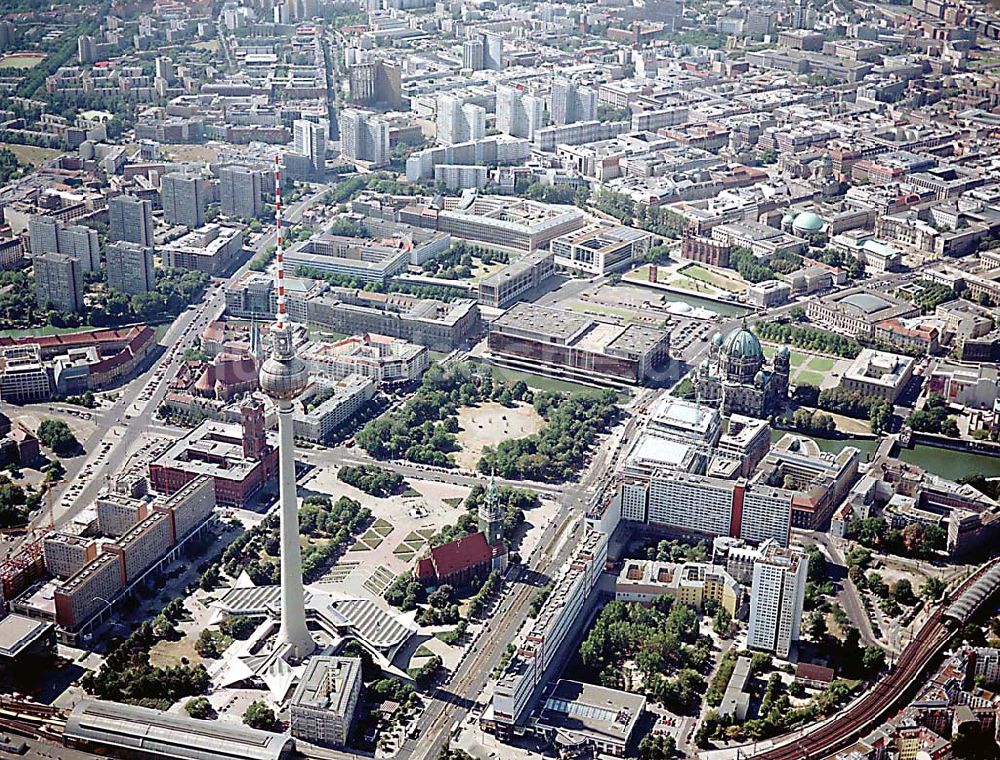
64, 700, 293, 760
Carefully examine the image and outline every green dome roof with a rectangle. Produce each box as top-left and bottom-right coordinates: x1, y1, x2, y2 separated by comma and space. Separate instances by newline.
792, 211, 825, 233
722, 327, 763, 362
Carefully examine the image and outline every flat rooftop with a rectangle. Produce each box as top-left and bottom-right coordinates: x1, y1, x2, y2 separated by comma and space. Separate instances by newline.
0, 614, 53, 658
537, 679, 645, 746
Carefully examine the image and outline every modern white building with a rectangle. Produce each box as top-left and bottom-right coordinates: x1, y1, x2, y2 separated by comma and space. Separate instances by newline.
550, 224, 652, 275
747, 542, 808, 659
496, 85, 545, 140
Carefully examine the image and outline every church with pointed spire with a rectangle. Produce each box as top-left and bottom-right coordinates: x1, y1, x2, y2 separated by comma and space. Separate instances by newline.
416, 473, 508, 587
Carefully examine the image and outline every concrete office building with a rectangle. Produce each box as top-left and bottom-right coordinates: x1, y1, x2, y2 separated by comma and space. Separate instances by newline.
300, 334, 428, 386
289, 656, 363, 747
478, 250, 555, 308
399, 194, 586, 252
496, 85, 545, 140
34, 252, 84, 313
161, 173, 206, 229
161, 224, 246, 276
109, 195, 154, 247
0, 345, 51, 402
219, 166, 265, 219
436, 95, 486, 146
551, 224, 652, 275
338, 110, 389, 167
284, 234, 409, 284
106, 241, 155, 295
550, 79, 598, 126
747, 542, 808, 659
292, 119, 328, 175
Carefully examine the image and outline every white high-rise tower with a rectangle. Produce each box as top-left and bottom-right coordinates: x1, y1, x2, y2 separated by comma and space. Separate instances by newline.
258, 154, 315, 662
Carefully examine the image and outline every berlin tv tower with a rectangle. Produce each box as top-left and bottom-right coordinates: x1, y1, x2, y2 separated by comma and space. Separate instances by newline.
258, 154, 315, 661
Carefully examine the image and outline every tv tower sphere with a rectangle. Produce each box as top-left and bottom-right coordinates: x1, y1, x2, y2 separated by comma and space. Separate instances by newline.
259, 332, 309, 400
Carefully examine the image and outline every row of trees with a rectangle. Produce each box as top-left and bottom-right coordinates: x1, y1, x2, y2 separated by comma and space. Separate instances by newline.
755, 322, 863, 358
294, 265, 468, 303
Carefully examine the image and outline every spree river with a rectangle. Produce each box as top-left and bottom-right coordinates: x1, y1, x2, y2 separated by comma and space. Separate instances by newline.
771, 431, 1000, 481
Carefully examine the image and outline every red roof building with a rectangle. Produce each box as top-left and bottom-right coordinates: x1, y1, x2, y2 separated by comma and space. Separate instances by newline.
415, 531, 507, 587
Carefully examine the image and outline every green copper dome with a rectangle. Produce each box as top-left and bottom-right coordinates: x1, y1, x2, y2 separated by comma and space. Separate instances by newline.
792, 211, 825, 234
722, 327, 764, 362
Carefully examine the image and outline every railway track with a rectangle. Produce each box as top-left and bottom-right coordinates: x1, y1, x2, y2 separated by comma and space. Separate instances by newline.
749, 561, 997, 760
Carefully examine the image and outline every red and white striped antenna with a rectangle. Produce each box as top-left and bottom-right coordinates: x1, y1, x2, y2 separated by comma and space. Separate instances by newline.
274, 154, 287, 331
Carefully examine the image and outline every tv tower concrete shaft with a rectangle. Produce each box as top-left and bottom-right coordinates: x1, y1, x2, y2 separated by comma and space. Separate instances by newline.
258, 154, 314, 661
274, 395, 314, 660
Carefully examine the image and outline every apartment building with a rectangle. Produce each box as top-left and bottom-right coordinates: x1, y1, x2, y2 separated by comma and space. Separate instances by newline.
747, 543, 808, 659
108, 195, 154, 246
219, 165, 265, 219
103, 510, 175, 583
491, 529, 608, 730
496, 85, 545, 140
42, 533, 98, 580
53, 553, 124, 632
160, 173, 206, 229
34, 252, 84, 313
294, 376, 376, 443
106, 241, 155, 295
96, 493, 149, 538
